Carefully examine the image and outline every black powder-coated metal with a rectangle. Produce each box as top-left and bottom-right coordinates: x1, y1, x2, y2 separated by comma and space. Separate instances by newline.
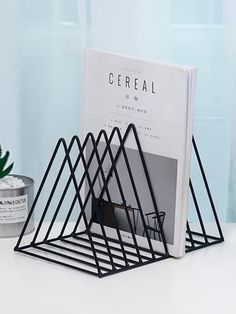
14, 124, 224, 277
185, 137, 224, 253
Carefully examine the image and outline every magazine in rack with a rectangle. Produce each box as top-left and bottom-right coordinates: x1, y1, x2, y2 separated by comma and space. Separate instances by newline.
83, 49, 197, 257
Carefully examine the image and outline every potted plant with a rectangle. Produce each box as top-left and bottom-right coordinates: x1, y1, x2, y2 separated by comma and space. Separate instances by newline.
0, 144, 34, 238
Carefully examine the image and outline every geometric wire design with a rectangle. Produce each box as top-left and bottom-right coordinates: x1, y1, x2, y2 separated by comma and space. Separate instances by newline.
185, 137, 224, 252
14, 124, 224, 277
14, 124, 169, 277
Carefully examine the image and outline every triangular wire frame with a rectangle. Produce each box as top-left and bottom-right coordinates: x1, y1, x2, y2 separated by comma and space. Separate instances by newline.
14, 124, 224, 278
15, 124, 169, 278
185, 137, 224, 252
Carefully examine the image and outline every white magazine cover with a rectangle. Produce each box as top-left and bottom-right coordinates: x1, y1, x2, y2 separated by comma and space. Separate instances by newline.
82, 49, 197, 257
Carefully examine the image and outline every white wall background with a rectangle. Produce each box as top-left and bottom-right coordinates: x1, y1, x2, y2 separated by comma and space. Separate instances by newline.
0, 0, 235, 221
0, 0, 88, 203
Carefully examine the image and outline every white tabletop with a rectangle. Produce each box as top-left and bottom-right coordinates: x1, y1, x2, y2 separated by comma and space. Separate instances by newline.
0, 224, 235, 314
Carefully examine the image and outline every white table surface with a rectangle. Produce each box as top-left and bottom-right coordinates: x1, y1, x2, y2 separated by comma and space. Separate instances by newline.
0, 223, 235, 314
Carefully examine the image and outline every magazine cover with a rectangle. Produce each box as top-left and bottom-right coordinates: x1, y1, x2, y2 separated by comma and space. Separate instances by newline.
82, 49, 197, 257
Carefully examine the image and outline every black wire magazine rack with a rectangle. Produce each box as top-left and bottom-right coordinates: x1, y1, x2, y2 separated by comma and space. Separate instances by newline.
14, 124, 224, 278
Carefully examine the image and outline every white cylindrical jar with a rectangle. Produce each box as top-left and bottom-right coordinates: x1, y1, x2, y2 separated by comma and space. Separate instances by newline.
0, 175, 34, 238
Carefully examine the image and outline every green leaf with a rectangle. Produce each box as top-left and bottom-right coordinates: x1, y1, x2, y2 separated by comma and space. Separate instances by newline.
0, 149, 14, 179
0, 162, 14, 179
0, 151, 10, 173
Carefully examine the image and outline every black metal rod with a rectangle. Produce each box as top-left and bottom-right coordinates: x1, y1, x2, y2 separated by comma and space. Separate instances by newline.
72, 126, 131, 234
61, 238, 139, 264
43, 133, 92, 241
92, 130, 143, 261
58, 139, 103, 276
185, 238, 206, 246
65, 127, 120, 236
31, 138, 73, 244
34, 245, 110, 272
72, 235, 153, 260
17, 246, 168, 278
59, 131, 107, 238
99, 254, 169, 278
186, 221, 195, 248
15, 139, 65, 249
88, 232, 166, 257
100, 127, 156, 257
46, 242, 116, 267
30, 226, 153, 259
98, 124, 168, 256
192, 136, 224, 240
186, 230, 222, 241
71, 136, 116, 270
186, 238, 223, 253
71, 128, 143, 262
15, 249, 99, 276
189, 179, 208, 243
87, 133, 129, 265
129, 124, 169, 255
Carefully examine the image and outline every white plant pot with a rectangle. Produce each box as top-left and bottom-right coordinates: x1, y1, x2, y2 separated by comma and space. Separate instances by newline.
0, 175, 34, 238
